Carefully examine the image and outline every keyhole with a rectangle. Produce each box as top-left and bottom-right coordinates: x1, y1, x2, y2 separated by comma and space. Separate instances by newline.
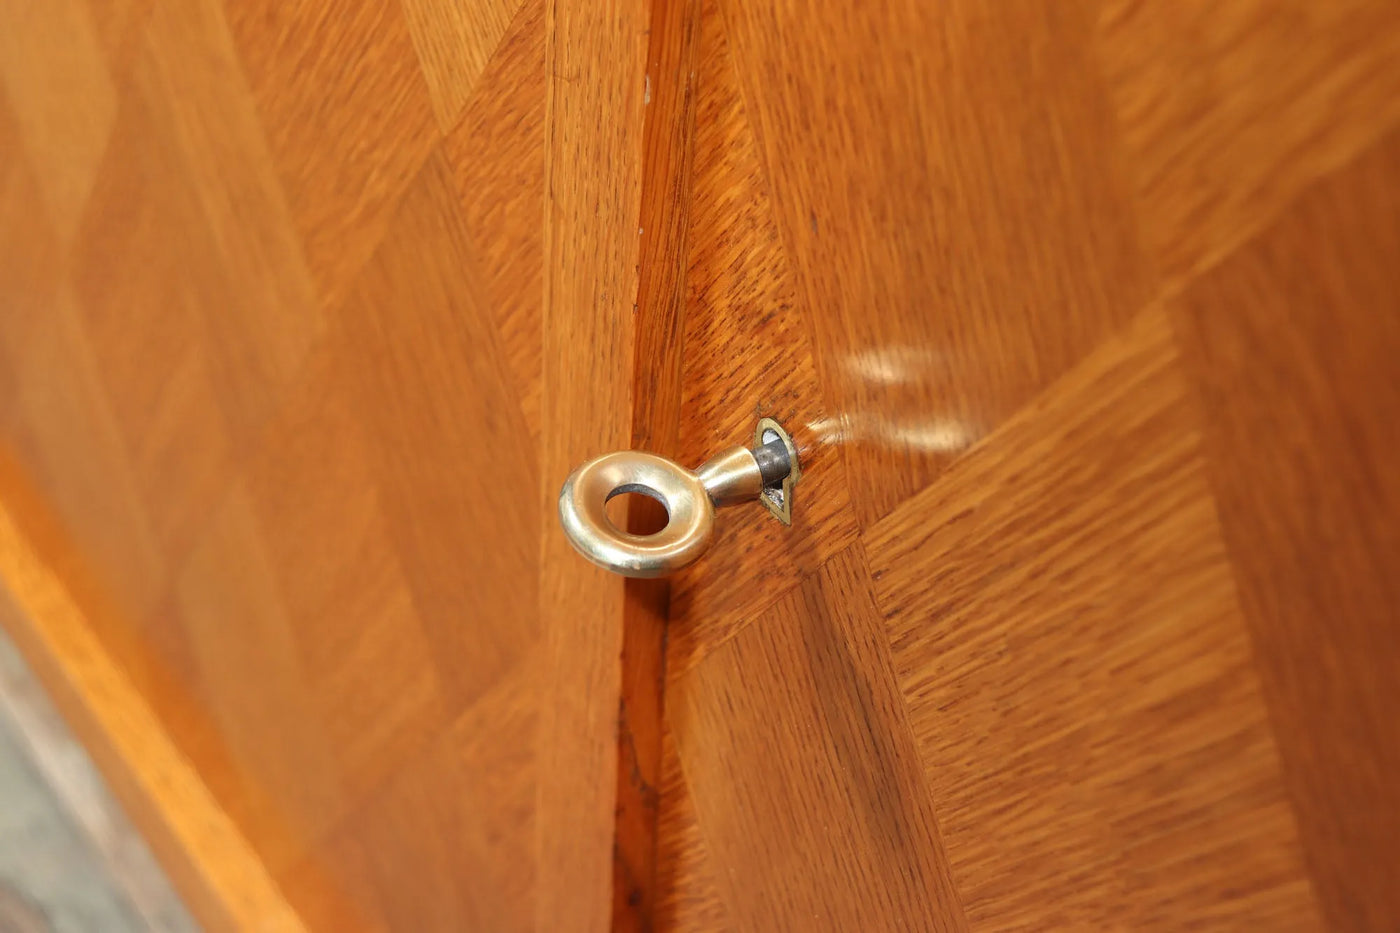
605, 484, 670, 536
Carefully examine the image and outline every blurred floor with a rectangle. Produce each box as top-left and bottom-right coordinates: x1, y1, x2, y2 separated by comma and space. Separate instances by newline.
0, 629, 198, 933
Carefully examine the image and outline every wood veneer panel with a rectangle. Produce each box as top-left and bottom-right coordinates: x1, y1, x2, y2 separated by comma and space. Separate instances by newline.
536, 0, 649, 927
671, 546, 965, 931
1171, 130, 1400, 929
868, 309, 1319, 929
717, 0, 1151, 528
665, 0, 857, 678
1098, 0, 1400, 282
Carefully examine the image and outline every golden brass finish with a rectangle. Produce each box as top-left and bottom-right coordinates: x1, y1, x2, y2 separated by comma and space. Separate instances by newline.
755, 417, 800, 525
558, 423, 798, 578
558, 450, 718, 578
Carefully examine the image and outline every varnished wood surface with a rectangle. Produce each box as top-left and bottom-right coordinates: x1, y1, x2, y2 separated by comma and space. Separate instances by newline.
614, 0, 702, 925
4, 0, 1400, 928
658, 0, 1400, 928
1098, 0, 1400, 283
671, 545, 963, 930
0, 0, 648, 928
0, 461, 302, 932
718, 0, 1153, 531
536, 0, 648, 927
869, 309, 1317, 928
1169, 135, 1400, 929
666, 0, 858, 678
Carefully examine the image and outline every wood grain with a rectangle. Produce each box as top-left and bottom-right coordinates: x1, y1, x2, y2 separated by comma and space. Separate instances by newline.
174, 481, 349, 874
670, 545, 965, 931
78, 0, 154, 72
0, 276, 211, 785
665, 0, 858, 678
0, 0, 649, 927
615, 0, 703, 924
442, 0, 548, 444
0, 0, 116, 242
1171, 129, 1400, 929
400, 0, 523, 131
1098, 0, 1400, 283
70, 83, 238, 572
631, 0, 701, 459
0, 90, 63, 335
716, 0, 1152, 529
653, 723, 729, 933
280, 654, 539, 932
868, 309, 1319, 929
236, 353, 444, 806
331, 149, 539, 709
135, 0, 322, 443
220, 0, 439, 307
653, 1, 1400, 926
0, 462, 302, 933
536, 0, 648, 927
6, 0, 1400, 927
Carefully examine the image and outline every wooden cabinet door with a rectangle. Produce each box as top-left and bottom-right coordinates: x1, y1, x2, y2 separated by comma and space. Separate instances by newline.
0, 0, 648, 929
654, 0, 1400, 930
3, 0, 1400, 930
